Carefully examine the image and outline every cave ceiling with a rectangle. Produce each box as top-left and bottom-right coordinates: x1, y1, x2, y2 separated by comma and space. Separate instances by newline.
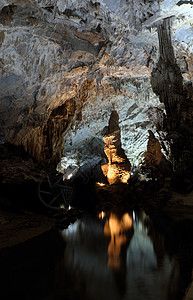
0, 0, 193, 175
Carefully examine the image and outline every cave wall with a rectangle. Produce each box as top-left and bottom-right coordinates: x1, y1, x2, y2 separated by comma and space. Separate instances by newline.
0, 0, 193, 176
0, 1, 109, 161
0, 0, 161, 167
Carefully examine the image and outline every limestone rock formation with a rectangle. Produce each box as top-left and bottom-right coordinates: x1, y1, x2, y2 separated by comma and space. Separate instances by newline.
1, 0, 193, 180
151, 17, 193, 177
101, 110, 131, 185
145, 130, 163, 169
143, 129, 172, 179
0, 0, 162, 171
0, 0, 110, 165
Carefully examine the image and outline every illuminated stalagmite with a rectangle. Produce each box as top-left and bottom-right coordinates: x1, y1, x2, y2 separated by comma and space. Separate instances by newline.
101, 110, 131, 185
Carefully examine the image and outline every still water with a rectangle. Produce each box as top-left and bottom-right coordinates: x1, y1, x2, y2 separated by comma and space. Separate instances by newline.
1, 209, 193, 300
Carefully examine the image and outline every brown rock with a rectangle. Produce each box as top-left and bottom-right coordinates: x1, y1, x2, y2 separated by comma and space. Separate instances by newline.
145, 130, 163, 168
74, 29, 105, 45
101, 111, 131, 185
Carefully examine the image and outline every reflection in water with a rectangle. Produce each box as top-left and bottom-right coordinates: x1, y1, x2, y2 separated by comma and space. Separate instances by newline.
2, 211, 193, 300
61, 211, 181, 300
104, 213, 133, 270
98, 211, 106, 219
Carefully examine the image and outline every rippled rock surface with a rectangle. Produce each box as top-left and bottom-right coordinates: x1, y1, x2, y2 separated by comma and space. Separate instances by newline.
1, 0, 193, 182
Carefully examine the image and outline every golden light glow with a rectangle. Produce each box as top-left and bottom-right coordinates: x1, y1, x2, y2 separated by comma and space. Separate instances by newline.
104, 213, 133, 270
96, 182, 106, 187
98, 211, 106, 220
122, 213, 133, 228
102, 131, 131, 185
101, 163, 131, 185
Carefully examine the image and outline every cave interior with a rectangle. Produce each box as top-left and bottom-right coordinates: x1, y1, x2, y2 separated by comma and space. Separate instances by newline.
1, 1, 193, 299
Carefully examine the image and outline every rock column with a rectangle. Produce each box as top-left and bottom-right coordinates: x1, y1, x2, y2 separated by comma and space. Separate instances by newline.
101, 110, 131, 185
151, 18, 193, 176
